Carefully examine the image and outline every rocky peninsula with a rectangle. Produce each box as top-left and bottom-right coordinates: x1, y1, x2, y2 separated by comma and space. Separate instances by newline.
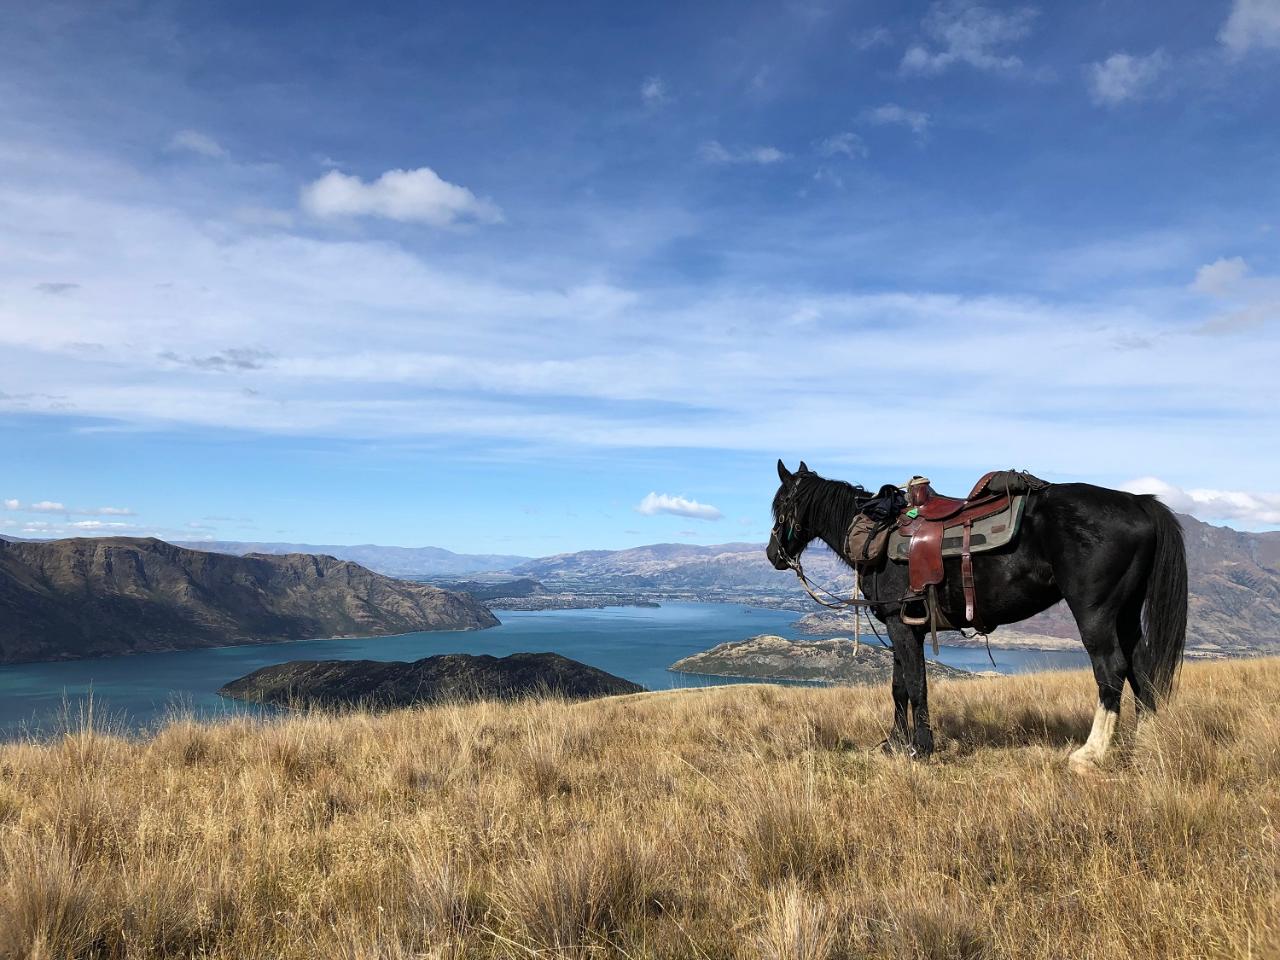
670, 634, 973, 684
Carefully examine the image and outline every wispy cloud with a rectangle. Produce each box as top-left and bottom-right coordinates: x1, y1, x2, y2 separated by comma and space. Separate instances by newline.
866, 103, 930, 138
35, 281, 79, 295
635, 492, 723, 521
1189, 256, 1280, 335
158, 348, 275, 372
815, 132, 868, 159
3, 500, 136, 517
1191, 257, 1249, 296
853, 26, 892, 52
1124, 477, 1280, 526
300, 167, 503, 226
698, 141, 788, 165
1087, 50, 1168, 106
640, 75, 668, 106
900, 1, 1036, 76
1220, 0, 1280, 55
167, 129, 228, 159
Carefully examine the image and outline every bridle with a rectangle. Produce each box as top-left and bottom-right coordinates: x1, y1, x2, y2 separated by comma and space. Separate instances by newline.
771, 479, 890, 649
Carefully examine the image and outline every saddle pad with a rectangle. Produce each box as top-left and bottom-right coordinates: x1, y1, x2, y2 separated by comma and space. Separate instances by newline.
888, 494, 1027, 563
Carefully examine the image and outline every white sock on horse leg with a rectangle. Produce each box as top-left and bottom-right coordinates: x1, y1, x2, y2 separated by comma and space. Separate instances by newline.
1069, 702, 1118, 770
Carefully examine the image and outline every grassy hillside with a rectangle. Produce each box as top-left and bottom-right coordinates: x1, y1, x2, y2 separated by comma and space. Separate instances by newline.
0, 661, 1277, 959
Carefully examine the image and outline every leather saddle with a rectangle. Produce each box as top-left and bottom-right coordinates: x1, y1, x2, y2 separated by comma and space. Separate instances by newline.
891, 471, 1031, 629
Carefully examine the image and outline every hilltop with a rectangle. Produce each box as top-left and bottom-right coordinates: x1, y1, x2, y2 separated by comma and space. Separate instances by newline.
0, 659, 1273, 959
0, 537, 497, 663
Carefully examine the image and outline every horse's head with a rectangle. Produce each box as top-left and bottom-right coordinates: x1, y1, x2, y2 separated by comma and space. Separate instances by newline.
766, 459, 816, 570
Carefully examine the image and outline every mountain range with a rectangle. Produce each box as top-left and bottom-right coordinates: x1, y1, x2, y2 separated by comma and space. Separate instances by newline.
0, 537, 497, 664
173, 540, 530, 576
510, 517, 1280, 657
4, 510, 1278, 662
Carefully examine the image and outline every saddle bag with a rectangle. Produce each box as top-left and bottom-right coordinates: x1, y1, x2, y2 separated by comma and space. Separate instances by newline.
845, 513, 894, 568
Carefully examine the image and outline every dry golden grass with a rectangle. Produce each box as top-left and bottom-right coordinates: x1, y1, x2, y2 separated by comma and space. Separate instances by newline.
0, 659, 1277, 959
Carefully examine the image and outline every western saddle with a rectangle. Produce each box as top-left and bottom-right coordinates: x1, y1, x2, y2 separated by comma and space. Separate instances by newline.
891, 470, 1042, 635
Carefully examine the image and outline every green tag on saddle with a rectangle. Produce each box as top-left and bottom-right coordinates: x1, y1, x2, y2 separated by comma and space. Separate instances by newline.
906, 508, 919, 519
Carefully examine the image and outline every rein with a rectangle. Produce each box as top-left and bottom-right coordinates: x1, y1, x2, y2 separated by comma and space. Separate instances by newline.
782, 553, 891, 650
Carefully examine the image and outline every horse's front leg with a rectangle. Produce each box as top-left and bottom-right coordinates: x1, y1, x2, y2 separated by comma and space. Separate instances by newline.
886, 619, 933, 757
880, 643, 911, 753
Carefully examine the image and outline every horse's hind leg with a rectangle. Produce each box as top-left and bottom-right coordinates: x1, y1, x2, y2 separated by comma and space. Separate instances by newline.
1119, 595, 1157, 720
1069, 613, 1128, 774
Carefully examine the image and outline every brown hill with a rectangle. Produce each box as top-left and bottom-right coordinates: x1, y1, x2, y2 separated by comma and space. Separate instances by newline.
0, 537, 498, 664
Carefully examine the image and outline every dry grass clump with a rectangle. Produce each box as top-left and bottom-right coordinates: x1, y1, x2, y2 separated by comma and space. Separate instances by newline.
0, 659, 1277, 959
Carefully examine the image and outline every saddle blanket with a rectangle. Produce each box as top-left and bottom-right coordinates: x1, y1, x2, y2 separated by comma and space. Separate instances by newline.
887, 494, 1028, 563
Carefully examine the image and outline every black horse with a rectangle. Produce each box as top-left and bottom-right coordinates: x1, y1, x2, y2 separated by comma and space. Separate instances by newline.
766, 461, 1187, 771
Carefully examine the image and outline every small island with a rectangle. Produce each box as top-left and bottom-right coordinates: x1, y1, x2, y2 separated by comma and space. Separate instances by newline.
220, 651, 643, 709
670, 634, 974, 684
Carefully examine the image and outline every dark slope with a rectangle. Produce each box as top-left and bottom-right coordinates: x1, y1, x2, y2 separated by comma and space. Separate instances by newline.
219, 651, 643, 708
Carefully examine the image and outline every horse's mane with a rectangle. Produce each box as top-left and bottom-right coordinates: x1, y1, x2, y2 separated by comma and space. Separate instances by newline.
772, 472, 870, 535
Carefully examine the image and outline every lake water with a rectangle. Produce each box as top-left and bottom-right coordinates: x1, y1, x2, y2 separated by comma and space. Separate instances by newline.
0, 602, 1091, 738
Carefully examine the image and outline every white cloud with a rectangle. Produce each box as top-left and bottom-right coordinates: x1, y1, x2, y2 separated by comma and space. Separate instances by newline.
640, 75, 668, 106
167, 130, 228, 159
1192, 257, 1249, 296
1220, 0, 1280, 55
698, 141, 788, 165
900, 1, 1036, 75
867, 104, 931, 137
300, 167, 503, 226
635, 493, 723, 521
69, 519, 130, 530
3, 499, 18, 510
1087, 50, 1168, 105
1189, 257, 1280, 334
815, 132, 868, 159
30, 501, 66, 512
1123, 477, 1280, 525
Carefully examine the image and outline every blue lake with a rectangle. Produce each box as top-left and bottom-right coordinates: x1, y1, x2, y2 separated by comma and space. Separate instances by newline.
0, 602, 1091, 738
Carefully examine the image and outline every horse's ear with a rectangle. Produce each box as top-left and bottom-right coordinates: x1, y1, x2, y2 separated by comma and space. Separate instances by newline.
777, 459, 791, 483
799, 460, 810, 474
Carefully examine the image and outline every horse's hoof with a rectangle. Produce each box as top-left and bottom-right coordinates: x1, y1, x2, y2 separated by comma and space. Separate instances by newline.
1068, 748, 1103, 777
878, 738, 914, 757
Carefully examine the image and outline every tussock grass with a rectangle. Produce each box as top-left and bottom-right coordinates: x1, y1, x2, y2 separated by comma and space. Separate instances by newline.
0, 659, 1277, 959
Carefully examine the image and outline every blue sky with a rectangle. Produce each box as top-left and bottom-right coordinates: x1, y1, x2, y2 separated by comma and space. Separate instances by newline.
2, 0, 1279, 554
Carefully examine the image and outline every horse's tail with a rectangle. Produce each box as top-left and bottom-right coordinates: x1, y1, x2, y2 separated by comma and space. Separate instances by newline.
1135, 496, 1188, 704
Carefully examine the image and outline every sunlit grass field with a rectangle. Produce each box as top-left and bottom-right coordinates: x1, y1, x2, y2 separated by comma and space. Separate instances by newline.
0, 658, 1276, 959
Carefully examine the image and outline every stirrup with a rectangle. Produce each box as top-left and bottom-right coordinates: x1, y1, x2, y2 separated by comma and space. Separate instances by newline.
900, 595, 929, 626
